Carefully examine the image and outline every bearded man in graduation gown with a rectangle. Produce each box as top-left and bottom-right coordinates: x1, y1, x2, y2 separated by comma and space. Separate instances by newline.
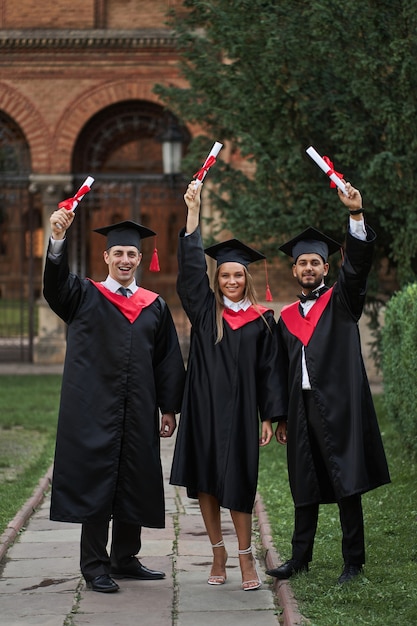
266, 181, 390, 585
43, 207, 185, 593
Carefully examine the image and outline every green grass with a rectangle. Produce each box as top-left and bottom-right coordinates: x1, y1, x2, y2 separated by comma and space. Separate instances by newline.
0, 375, 61, 534
1, 378, 416, 625
258, 395, 417, 626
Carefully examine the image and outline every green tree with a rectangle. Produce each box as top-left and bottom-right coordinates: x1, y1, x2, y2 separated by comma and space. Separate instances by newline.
156, 0, 417, 287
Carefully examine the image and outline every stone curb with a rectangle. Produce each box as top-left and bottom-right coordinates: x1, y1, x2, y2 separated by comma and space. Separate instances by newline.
0, 465, 304, 625
255, 493, 305, 626
0, 464, 53, 564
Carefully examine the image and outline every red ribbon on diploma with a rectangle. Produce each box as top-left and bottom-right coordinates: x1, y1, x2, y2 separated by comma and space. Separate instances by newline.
322, 156, 344, 189
193, 155, 217, 182
58, 184, 92, 211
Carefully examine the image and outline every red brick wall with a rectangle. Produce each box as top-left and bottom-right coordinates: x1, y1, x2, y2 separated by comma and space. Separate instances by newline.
0, 0, 95, 28
0, 0, 186, 29
107, 0, 187, 28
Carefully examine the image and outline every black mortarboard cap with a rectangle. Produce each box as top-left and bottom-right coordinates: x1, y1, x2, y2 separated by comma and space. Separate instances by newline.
279, 227, 341, 262
204, 238, 266, 267
93, 220, 156, 250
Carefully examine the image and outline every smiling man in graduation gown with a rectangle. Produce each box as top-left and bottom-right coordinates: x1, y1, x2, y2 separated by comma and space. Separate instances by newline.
43, 208, 185, 593
266, 181, 390, 585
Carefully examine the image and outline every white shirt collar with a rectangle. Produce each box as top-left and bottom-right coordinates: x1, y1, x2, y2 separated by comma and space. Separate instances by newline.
101, 276, 137, 294
300, 281, 325, 298
223, 295, 252, 311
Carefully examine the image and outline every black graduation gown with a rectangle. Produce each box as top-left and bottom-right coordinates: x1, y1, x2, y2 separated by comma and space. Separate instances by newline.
43, 240, 185, 527
170, 228, 286, 514
277, 225, 390, 507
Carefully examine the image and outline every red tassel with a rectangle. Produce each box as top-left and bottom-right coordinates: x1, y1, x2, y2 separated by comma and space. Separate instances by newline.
264, 259, 273, 301
149, 237, 160, 272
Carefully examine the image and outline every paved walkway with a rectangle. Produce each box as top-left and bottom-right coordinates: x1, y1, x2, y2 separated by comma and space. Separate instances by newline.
0, 423, 302, 626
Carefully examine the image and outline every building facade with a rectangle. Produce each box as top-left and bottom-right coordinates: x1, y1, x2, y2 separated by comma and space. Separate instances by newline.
0, 0, 195, 362
0, 1, 382, 383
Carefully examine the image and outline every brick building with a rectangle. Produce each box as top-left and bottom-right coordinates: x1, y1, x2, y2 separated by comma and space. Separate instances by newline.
0, 0, 200, 362
0, 1, 383, 381
0, 0, 293, 365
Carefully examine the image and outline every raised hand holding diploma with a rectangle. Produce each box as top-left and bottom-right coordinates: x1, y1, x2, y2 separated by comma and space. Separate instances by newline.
337, 180, 363, 217
306, 146, 348, 196
193, 142, 223, 188
51, 176, 94, 237
55, 176, 95, 230
50, 206, 75, 240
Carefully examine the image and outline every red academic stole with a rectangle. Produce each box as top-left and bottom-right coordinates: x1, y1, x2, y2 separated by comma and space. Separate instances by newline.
88, 280, 159, 324
280, 286, 333, 346
223, 304, 271, 330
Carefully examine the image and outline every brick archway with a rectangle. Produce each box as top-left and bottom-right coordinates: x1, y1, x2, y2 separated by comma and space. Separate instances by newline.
0, 108, 42, 361
0, 82, 51, 173
51, 78, 187, 173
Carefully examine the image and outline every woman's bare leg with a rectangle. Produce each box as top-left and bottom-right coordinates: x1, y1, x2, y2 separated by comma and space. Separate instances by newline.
198, 492, 228, 584
230, 510, 261, 590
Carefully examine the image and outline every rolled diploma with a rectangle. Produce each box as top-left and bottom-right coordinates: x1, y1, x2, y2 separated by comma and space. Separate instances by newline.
194, 142, 223, 188
306, 146, 348, 196
70, 176, 95, 211
56, 176, 95, 228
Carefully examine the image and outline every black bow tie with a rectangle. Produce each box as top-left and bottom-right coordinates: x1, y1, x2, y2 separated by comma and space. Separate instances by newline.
297, 287, 327, 303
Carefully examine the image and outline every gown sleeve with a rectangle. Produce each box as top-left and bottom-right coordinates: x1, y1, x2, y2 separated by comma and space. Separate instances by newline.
153, 297, 186, 414
43, 239, 84, 324
176, 227, 215, 324
336, 224, 376, 322
256, 310, 288, 422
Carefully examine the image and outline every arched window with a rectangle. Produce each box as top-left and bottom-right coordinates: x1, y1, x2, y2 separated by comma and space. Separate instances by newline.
73, 100, 171, 174
0, 112, 31, 260
70, 100, 189, 307
0, 111, 31, 176
0, 111, 38, 362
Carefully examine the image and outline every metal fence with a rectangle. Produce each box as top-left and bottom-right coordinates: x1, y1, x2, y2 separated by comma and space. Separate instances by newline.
0, 173, 192, 363
0, 177, 39, 362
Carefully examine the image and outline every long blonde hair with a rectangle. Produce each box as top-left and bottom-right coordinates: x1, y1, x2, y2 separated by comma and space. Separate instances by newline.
213, 265, 272, 344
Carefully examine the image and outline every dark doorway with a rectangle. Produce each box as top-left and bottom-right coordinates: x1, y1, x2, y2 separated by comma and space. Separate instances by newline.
0, 111, 39, 362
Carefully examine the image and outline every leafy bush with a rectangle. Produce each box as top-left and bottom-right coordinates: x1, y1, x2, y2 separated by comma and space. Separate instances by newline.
381, 283, 417, 457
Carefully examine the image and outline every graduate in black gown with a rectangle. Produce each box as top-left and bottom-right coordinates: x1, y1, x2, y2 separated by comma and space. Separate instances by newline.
44, 207, 185, 593
266, 181, 390, 585
170, 181, 286, 590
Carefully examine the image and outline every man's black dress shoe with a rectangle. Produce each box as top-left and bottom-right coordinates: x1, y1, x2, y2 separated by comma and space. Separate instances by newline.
337, 564, 363, 584
266, 559, 309, 579
111, 560, 165, 580
85, 574, 120, 593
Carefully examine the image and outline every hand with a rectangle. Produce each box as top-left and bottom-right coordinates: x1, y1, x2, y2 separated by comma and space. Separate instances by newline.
337, 181, 362, 213
50, 208, 75, 240
275, 420, 287, 445
160, 413, 177, 438
259, 420, 273, 446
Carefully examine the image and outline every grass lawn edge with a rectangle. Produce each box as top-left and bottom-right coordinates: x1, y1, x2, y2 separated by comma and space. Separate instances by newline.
255, 490, 306, 626
0, 464, 53, 564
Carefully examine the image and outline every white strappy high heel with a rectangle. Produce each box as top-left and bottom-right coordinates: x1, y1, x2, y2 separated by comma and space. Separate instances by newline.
238, 545, 262, 590
207, 539, 228, 585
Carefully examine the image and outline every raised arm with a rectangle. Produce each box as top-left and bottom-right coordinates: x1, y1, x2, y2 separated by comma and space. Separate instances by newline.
336, 181, 375, 320
184, 180, 203, 234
